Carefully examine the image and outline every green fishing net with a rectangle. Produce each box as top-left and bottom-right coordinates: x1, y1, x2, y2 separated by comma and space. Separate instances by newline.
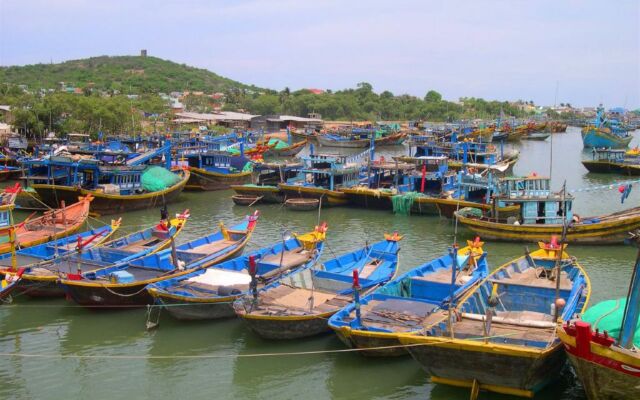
391, 192, 421, 215
141, 166, 180, 192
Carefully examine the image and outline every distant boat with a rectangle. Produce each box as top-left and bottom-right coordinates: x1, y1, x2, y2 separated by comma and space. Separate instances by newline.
328, 238, 488, 356
234, 234, 401, 339
317, 131, 406, 148
582, 148, 640, 175
582, 105, 632, 148
398, 240, 590, 398
147, 223, 327, 321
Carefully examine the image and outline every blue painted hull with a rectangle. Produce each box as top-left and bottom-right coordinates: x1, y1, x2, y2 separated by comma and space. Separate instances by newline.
582, 129, 632, 148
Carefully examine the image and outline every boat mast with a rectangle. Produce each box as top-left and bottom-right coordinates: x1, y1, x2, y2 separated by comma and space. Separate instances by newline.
553, 181, 568, 322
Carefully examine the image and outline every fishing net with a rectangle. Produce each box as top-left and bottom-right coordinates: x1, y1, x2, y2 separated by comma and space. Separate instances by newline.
227, 147, 240, 155
267, 138, 290, 149
391, 192, 421, 216
242, 162, 253, 172
582, 298, 640, 347
141, 166, 180, 192
457, 207, 483, 218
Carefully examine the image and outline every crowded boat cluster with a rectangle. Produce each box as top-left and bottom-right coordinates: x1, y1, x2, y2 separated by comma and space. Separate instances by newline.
0, 110, 638, 400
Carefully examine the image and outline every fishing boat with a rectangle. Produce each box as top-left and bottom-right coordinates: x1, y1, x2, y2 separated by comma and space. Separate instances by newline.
147, 223, 327, 321
582, 105, 633, 148
328, 238, 488, 356
278, 150, 365, 207
61, 212, 259, 307
234, 234, 401, 339
263, 138, 307, 157
230, 160, 302, 204
317, 131, 406, 148
182, 151, 253, 191
582, 148, 640, 175
2, 195, 93, 254
12, 211, 188, 297
0, 267, 25, 301
284, 198, 319, 211
397, 239, 591, 398
558, 231, 640, 400
454, 176, 640, 244
0, 165, 22, 181
232, 194, 263, 206
0, 220, 120, 277
24, 147, 189, 215
521, 132, 550, 141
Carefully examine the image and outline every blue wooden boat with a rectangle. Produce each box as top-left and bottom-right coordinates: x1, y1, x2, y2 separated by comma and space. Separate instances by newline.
234, 233, 401, 339
397, 240, 591, 398
61, 212, 259, 307
9, 211, 189, 297
328, 238, 488, 356
582, 105, 632, 148
147, 224, 328, 320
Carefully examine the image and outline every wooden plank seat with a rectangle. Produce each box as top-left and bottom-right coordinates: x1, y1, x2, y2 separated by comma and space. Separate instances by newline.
118, 238, 163, 254
181, 240, 237, 256
359, 259, 381, 279
346, 298, 441, 331
411, 268, 473, 285
491, 267, 572, 290
260, 249, 312, 269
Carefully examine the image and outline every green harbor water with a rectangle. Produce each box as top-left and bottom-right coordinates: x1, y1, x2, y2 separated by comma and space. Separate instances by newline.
1, 127, 639, 400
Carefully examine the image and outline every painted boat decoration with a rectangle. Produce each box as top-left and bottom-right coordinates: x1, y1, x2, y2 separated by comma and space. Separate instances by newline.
0, 268, 26, 302
455, 176, 640, 244
317, 132, 406, 148
31, 169, 189, 216
1, 195, 93, 255
13, 211, 189, 297
557, 230, 640, 400
234, 233, 401, 339
60, 212, 259, 307
147, 223, 327, 321
328, 238, 488, 356
397, 239, 590, 398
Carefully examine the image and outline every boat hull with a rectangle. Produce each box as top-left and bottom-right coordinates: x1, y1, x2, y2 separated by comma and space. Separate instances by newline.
240, 313, 333, 339
317, 132, 406, 148
582, 161, 640, 176
279, 184, 349, 207
186, 168, 252, 191
265, 140, 307, 157
230, 185, 284, 203
401, 338, 566, 397
455, 209, 640, 244
341, 188, 394, 210
32, 170, 189, 215
149, 293, 237, 320
334, 328, 407, 357
582, 129, 632, 148
558, 323, 640, 400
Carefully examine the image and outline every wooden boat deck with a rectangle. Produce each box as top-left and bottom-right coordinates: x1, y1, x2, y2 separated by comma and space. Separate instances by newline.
125, 266, 166, 281
412, 268, 470, 285
493, 267, 572, 291
344, 298, 445, 332
254, 285, 352, 316
29, 258, 111, 275
452, 312, 556, 344
117, 238, 163, 253
260, 249, 313, 269
181, 240, 236, 256
0, 255, 43, 268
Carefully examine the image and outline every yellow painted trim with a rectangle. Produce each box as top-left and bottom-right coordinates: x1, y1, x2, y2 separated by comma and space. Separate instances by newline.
557, 326, 640, 367
241, 309, 336, 321
190, 167, 252, 179
430, 376, 534, 398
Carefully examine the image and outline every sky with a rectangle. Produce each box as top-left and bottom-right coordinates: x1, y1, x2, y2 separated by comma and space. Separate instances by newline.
0, 0, 638, 108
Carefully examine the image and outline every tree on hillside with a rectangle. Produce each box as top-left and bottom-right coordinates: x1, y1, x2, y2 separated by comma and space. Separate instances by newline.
424, 90, 442, 103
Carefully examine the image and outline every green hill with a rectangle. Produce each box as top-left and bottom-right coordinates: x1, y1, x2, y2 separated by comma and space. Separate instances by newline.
0, 55, 261, 93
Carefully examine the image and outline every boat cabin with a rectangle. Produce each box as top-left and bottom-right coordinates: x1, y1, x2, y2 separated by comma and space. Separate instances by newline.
498, 177, 573, 224
182, 151, 251, 174
252, 161, 301, 186
409, 156, 456, 193
287, 153, 362, 191
590, 148, 626, 163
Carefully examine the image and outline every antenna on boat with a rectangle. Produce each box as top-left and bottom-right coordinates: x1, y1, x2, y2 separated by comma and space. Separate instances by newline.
550, 81, 559, 179
553, 180, 568, 322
